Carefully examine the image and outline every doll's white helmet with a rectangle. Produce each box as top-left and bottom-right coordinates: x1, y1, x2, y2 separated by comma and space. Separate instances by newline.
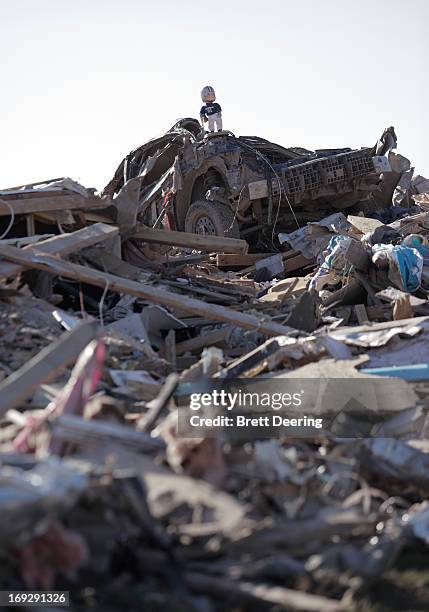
201, 86, 216, 102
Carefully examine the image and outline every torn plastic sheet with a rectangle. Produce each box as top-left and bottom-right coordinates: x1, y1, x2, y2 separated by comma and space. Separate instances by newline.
278, 212, 351, 259
402, 234, 429, 266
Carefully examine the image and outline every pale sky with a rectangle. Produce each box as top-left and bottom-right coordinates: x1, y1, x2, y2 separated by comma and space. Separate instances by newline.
2, 0, 428, 192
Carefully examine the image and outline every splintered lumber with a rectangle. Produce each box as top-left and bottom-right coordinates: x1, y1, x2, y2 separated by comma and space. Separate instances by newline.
354, 304, 369, 325
0, 245, 297, 337
0, 194, 108, 216
134, 226, 248, 254
216, 253, 267, 267
0, 321, 97, 414
216, 250, 303, 268
51, 414, 164, 452
219, 252, 313, 274
175, 326, 232, 355
0, 222, 119, 280
284, 253, 313, 272
29, 222, 119, 256
137, 373, 179, 432
216, 338, 283, 379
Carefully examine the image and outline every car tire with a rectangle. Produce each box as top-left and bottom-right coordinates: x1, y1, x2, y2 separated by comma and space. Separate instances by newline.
184, 200, 240, 239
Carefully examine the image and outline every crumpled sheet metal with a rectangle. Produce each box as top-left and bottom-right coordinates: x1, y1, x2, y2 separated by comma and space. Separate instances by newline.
365, 332, 429, 368
392, 167, 414, 207
329, 318, 427, 347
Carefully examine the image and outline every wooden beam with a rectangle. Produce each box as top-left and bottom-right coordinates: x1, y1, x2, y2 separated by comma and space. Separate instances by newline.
217, 251, 313, 272
30, 223, 119, 256
284, 254, 313, 273
216, 253, 268, 267
0, 177, 65, 192
241, 253, 313, 275
52, 414, 164, 451
354, 304, 369, 325
216, 338, 282, 379
137, 373, 180, 432
134, 226, 248, 255
0, 244, 298, 338
175, 327, 232, 355
165, 329, 176, 370
0, 194, 108, 216
0, 321, 98, 414
0, 222, 119, 280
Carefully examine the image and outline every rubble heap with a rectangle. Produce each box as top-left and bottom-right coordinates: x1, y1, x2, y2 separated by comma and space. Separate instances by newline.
1, 125, 429, 611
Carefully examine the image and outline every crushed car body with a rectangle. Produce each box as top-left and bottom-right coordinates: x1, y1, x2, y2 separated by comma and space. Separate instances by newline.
103, 119, 394, 241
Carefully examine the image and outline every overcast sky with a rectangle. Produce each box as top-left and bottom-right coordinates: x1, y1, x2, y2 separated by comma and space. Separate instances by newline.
2, 0, 428, 191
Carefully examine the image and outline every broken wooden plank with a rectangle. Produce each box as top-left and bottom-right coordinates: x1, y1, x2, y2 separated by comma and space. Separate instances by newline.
216, 253, 268, 267
0, 222, 119, 280
0, 321, 97, 414
162, 279, 241, 303
241, 252, 313, 276
137, 373, 180, 432
218, 251, 297, 268
0, 177, 66, 192
29, 222, 119, 256
0, 245, 298, 338
355, 304, 369, 325
284, 253, 313, 273
134, 226, 248, 254
51, 413, 164, 452
347, 215, 384, 234
216, 338, 283, 379
165, 329, 177, 370
83, 247, 150, 281
0, 194, 108, 216
175, 327, 232, 355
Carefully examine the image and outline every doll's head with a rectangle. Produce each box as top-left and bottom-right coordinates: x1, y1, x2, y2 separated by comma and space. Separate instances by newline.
201, 85, 216, 103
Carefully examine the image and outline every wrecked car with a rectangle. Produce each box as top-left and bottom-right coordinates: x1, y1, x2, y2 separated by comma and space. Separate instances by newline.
103, 119, 393, 241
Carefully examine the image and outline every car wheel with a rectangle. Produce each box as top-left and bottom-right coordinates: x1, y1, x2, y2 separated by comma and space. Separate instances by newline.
184, 200, 240, 239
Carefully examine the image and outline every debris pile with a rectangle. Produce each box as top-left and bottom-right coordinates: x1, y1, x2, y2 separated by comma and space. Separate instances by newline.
1, 123, 429, 611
